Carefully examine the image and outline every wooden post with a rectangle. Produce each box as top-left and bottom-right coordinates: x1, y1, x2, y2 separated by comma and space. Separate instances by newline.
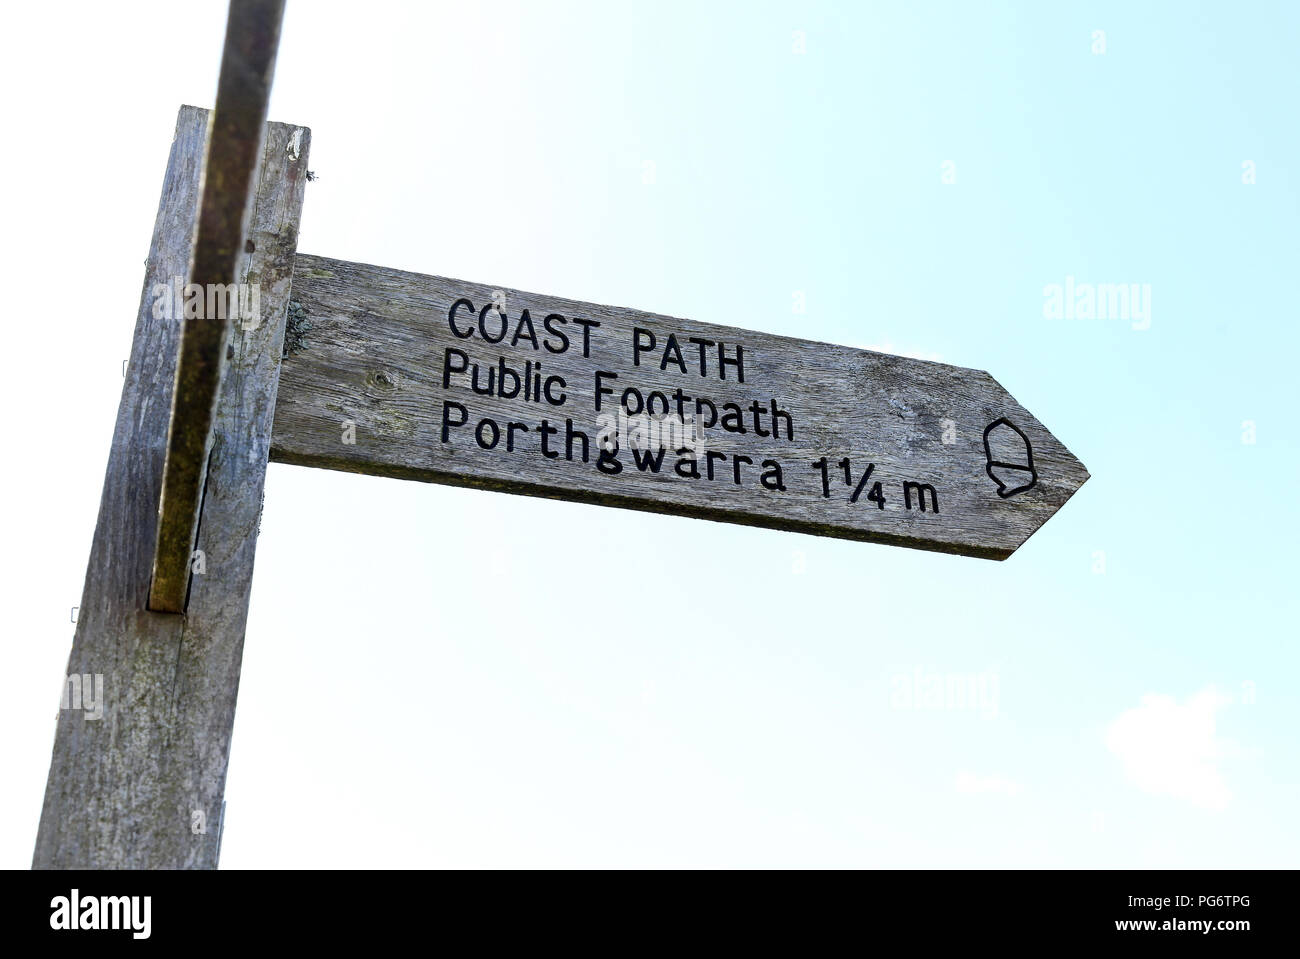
32, 106, 310, 868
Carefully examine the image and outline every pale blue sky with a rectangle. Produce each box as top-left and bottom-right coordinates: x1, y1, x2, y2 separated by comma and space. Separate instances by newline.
3, 0, 1296, 867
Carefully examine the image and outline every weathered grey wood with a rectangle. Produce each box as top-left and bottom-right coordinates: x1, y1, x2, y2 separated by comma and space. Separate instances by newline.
151, 0, 285, 613
271, 258, 1087, 559
33, 107, 310, 868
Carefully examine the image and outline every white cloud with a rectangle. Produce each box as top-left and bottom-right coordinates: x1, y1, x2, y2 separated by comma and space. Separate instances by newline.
955, 772, 1023, 797
1105, 688, 1234, 811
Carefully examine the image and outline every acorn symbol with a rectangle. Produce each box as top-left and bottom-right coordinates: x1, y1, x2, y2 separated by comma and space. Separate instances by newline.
983, 418, 1037, 498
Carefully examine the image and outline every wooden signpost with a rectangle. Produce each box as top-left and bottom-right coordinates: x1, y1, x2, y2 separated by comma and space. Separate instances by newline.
34, 0, 1087, 869
272, 258, 1087, 559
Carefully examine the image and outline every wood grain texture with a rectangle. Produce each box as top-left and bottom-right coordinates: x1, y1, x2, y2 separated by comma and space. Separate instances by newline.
150, 0, 285, 612
272, 257, 1088, 559
33, 107, 309, 868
